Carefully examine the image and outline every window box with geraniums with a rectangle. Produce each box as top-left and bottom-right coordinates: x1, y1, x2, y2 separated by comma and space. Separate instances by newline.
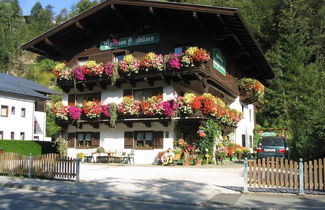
238, 78, 265, 104
52, 46, 211, 87
51, 92, 244, 128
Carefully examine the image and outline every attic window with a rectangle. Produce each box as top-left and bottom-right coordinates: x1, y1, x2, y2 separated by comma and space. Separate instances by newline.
113, 52, 126, 62
77, 57, 89, 66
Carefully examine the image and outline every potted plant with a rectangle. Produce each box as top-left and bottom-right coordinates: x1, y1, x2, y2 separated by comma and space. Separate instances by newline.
194, 154, 203, 165
235, 147, 244, 161
215, 144, 226, 165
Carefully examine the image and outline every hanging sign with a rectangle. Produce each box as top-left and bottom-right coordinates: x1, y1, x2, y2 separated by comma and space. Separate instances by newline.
213, 48, 227, 76
100, 33, 160, 51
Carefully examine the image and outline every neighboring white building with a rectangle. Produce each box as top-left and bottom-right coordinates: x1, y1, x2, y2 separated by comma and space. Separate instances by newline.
0, 74, 58, 141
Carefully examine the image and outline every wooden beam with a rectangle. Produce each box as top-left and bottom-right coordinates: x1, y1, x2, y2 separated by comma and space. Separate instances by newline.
143, 121, 151, 128
192, 11, 205, 30
149, 7, 162, 23
159, 121, 168, 127
89, 122, 99, 129
99, 81, 107, 89
110, 4, 124, 20
85, 83, 94, 91
75, 21, 96, 38
76, 83, 84, 92
123, 121, 133, 128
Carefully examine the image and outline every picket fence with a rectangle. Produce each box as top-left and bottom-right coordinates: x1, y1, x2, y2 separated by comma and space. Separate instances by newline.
0, 152, 79, 180
245, 157, 325, 192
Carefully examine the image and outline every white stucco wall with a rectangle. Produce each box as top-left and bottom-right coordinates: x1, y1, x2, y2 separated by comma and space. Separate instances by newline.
0, 94, 34, 140
229, 97, 255, 148
67, 122, 175, 164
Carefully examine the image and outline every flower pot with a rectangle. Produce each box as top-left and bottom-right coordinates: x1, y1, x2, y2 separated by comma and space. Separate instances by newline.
183, 158, 190, 166
195, 159, 202, 166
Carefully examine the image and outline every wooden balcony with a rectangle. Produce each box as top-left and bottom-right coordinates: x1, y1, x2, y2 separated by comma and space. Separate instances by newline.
57, 64, 239, 99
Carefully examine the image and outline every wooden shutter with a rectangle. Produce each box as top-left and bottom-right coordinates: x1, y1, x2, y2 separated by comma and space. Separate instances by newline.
153, 131, 164, 149
123, 89, 133, 98
242, 134, 246, 147
68, 94, 75, 106
68, 133, 76, 148
153, 87, 163, 100
124, 132, 134, 149
91, 132, 100, 147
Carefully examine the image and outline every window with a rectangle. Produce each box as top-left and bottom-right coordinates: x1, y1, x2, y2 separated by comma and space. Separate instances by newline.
11, 106, 15, 115
249, 135, 253, 148
11, 132, 14, 140
69, 92, 101, 106
242, 134, 246, 147
113, 52, 126, 62
0, 131, 3, 140
174, 46, 183, 55
21, 108, 26, 117
124, 88, 163, 101
124, 131, 163, 150
135, 131, 153, 149
1, 105, 8, 117
34, 120, 37, 133
77, 133, 92, 147
34, 136, 39, 141
77, 57, 89, 66
20, 132, 25, 140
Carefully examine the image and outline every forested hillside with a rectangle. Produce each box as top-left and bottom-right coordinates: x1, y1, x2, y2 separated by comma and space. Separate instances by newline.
0, 0, 324, 160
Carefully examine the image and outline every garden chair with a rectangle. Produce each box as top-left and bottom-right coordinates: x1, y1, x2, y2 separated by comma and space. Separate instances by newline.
127, 149, 135, 164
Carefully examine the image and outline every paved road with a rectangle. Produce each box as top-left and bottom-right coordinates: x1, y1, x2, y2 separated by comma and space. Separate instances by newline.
1, 187, 324, 210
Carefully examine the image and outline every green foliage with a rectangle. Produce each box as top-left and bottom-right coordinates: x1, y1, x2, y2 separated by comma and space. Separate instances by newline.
0, 140, 42, 155
54, 137, 68, 157
109, 103, 117, 127
69, 0, 101, 17
198, 119, 221, 156
46, 109, 62, 139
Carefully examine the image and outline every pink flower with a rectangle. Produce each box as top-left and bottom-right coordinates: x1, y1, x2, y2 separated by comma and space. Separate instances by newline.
68, 106, 82, 120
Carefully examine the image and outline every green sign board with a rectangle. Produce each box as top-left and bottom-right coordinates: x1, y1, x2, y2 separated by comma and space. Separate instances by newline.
212, 48, 226, 76
261, 132, 277, 137
100, 33, 159, 51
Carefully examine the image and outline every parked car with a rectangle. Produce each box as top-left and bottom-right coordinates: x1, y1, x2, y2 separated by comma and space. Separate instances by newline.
256, 137, 289, 159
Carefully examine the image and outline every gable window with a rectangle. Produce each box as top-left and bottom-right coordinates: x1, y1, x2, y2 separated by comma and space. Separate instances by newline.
77, 56, 89, 66
35, 99, 46, 112
174, 46, 183, 56
124, 87, 163, 101
21, 108, 26, 117
1, 105, 8, 117
11, 132, 14, 140
0, 131, 3, 140
113, 52, 126, 62
20, 132, 25, 140
11, 106, 15, 115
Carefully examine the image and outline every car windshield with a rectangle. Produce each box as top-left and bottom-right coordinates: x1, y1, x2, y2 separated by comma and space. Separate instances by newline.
260, 137, 284, 146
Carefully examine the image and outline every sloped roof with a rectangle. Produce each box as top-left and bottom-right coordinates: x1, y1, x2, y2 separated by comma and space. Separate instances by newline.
0, 74, 59, 100
21, 0, 274, 81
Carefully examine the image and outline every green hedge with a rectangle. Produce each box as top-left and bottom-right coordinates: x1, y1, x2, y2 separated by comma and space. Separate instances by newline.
0, 140, 57, 156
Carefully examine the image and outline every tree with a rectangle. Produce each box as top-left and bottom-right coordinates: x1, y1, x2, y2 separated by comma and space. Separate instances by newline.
69, 0, 100, 17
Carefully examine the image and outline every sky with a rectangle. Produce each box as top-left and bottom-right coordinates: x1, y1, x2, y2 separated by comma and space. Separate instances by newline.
19, 0, 80, 15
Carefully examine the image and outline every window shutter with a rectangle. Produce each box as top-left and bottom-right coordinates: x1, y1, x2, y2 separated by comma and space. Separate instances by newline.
91, 132, 100, 146
68, 133, 76, 148
68, 94, 75, 106
123, 89, 133, 98
153, 131, 164, 149
153, 87, 163, 100
124, 132, 134, 149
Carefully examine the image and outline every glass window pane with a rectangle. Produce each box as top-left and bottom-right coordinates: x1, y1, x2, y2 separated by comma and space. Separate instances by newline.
85, 133, 92, 140
174, 47, 183, 55
136, 132, 144, 140
77, 133, 84, 141
134, 90, 143, 102
145, 132, 153, 141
